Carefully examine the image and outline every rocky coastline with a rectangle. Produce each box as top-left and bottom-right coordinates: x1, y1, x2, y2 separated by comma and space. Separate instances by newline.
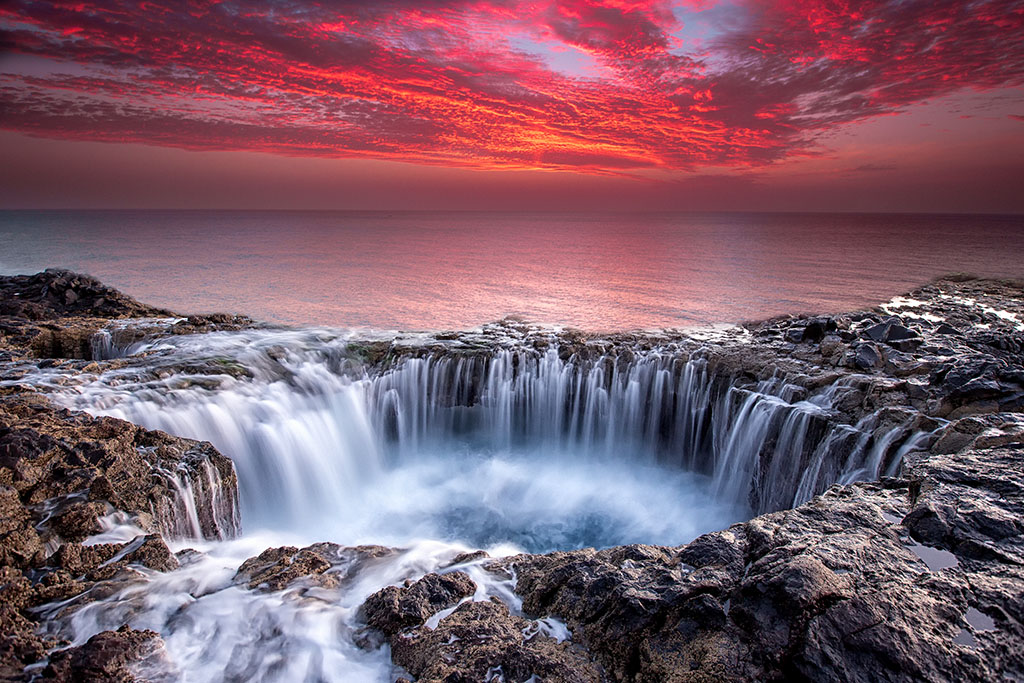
1, 268, 1023, 681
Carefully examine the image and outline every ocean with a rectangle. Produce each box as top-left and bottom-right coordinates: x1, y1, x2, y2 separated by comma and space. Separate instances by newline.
3, 210, 1022, 330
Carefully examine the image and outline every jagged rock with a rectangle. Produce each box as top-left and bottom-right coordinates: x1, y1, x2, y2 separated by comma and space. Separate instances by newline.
234, 542, 396, 592
0, 270, 172, 323
42, 625, 170, 682
0, 269, 255, 360
496, 437, 1024, 682
0, 486, 44, 567
389, 599, 601, 683
852, 342, 883, 370
785, 326, 805, 344
363, 571, 477, 635
861, 319, 923, 353
0, 565, 48, 681
49, 501, 110, 542
802, 317, 837, 343
443, 550, 490, 567
3, 270, 1024, 681
0, 395, 239, 542
361, 572, 600, 682
0, 392, 239, 681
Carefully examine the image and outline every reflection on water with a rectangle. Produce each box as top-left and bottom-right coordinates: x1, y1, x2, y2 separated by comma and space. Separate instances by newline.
1, 210, 1022, 330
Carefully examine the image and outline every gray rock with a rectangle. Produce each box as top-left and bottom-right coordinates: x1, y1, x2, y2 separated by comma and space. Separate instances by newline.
500, 439, 1024, 681
853, 342, 883, 370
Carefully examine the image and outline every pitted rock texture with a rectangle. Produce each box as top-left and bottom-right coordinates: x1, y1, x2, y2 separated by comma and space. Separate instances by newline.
364, 571, 478, 635
234, 542, 397, 592
0, 269, 253, 360
362, 573, 601, 682
0, 394, 240, 681
42, 625, 171, 682
0, 394, 239, 543
3, 270, 1024, 681
0, 269, 172, 323
492, 419, 1024, 682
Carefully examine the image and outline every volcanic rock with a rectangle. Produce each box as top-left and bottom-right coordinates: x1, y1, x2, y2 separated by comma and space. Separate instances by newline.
496, 430, 1024, 682
42, 625, 170, 682
0, 269, 255, 360
363, 571, 477, 635
4, 270, 1024, 681
363, 573, 601, 682
235, 542, 396, 592
389, 599, 601, 683
0, 391, 239, 680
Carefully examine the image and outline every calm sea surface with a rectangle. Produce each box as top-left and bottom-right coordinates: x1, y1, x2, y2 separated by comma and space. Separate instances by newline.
1, 211, 1022, 331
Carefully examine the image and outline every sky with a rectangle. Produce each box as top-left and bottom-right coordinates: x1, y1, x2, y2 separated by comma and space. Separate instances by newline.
1, 0, 1023, 212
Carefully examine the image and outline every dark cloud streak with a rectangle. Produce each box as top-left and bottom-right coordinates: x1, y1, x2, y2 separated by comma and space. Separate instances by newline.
0, 0, 1022, 172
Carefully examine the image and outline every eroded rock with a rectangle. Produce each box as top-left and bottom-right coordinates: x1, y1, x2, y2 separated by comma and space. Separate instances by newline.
363, 573, 601, 683
235, 542, 396, 592
363, 571, 477, 635
498, 437, 1024, 682
42, 625, 170, 682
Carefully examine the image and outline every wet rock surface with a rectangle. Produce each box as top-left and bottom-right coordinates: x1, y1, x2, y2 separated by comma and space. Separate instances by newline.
42, 625, 171, 682
364, 571, 478, 635
496, 422, 1024, 681
235, 542, 397, 592
2, 270, 1023, 681
363, 573, 601, 682
0, 394, 239, 543
0, 393, 239, 678
0, 341, 240, 678
0, 268, 254, 361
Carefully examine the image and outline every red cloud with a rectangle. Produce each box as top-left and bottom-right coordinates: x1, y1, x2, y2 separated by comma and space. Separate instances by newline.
0, 0, 1022, 172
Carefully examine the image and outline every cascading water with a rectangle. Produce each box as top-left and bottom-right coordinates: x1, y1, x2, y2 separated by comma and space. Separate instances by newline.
30, 324, 930, 682
53, 327, 929, 534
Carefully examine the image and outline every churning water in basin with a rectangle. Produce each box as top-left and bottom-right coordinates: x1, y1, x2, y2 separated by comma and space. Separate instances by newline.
30, 322, 924, 681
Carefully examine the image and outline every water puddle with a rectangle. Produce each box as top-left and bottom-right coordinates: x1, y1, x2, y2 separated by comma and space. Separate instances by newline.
905, 541, 958, 571
955, 607, 996, 647
965, 607, 995, 631
880, 511, 903, 525
954, 629, 977, 647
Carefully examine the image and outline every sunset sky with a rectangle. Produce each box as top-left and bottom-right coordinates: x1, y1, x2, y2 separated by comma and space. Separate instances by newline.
1, 0, 1023, 211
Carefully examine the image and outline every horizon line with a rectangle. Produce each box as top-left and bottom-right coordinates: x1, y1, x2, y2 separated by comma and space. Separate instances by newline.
2, 208, 1023, 217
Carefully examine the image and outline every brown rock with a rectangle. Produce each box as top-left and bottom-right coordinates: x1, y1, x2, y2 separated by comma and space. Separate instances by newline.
363, 571, 477, 635
390, 599, 600, 683
42, 625, 169, 682
235, 543, 396, 593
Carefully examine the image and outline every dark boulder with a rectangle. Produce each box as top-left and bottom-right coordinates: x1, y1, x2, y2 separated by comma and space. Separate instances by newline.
234, 543, 396, 592
363, 571, 476, 635
42, 625, 170, 682
803, 317, 837, 343
785, 327, 805, 344
935, 322, 963, 336
863, 319, 922, 351
852, 342, 883, 370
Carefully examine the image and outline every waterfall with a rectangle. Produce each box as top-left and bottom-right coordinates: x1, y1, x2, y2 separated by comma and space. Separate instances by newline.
150, 457, 241, 541
365, 348, 922, 514
367, 348, 705, 462
89, 318, 184, 360
53, 330, 927, 535
138, 443, 241, 541
89, 329, 118, 360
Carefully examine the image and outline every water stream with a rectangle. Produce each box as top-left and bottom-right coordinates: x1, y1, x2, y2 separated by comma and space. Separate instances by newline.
28, 323, 929, 681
